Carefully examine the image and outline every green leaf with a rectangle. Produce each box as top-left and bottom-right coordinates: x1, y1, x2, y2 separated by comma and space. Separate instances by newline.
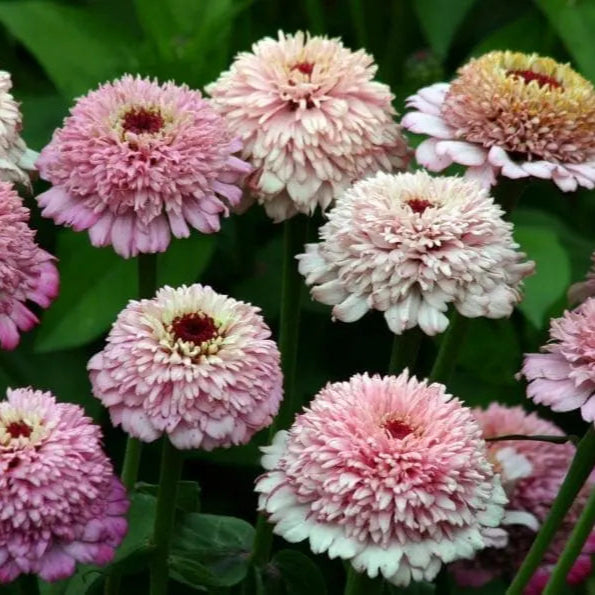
137, 480, 201, 513
35, 231, 215, 353
414, 0, 478, 59
169, 513, 254, 588
0, 1, 136, 98
266, 550, 327, 595
514, 225, 571, 328
534, 0, 595, 82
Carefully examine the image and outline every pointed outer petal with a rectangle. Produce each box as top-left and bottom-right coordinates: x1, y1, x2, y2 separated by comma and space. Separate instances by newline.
552, 170, 578, 192
88, 212, 115, 247
286, 175, 323, 206
527, 377, 591, 411
307, 524, 342, 554
384, 293, 420, 334
580, 396, 595, 422
169, 425, 205, 450
10, 302, 38, 331
19, 147, 39, 170
259, 431, 288, 470
166, 210, 190, 238
272, 506, 310, 543
311, 279, 349, 306
332, 294, 369, 323
481, 526, 509, 549
403, 542, 431, 570
435, 140, 487, 166
254, 471, 286, 495
415, 139, 454, 171
327, 534, 364, 560
118, 407, 161, 443
495, 446, 533, 481
487, 147, 530, 179
261, 485, 298, 515
401, 112, 454, 140
30, 261, 60, 307
37, 186, 99, 229
387, 560, 412, 587
417, 300, 449, 336
417, 82, 450, 104
521, 352, 571, 381
520, 160, 556, 179
226, 154, 253, 175
502, 510, 539, 531
184, 201, 220, 233
297, 246, 333, 285
37, 548, 76, 582
110, 213, 136, 258
352, 545, 404, 580
0, 315, 20, 350
259, 171, 285, 194
263, 194, 298, 223
464, 163, 498, 188
212, 180, 242, 206
144, 215, 171, 253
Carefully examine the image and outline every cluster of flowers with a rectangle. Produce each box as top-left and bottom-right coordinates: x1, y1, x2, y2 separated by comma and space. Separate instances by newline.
1, 30, 594, 592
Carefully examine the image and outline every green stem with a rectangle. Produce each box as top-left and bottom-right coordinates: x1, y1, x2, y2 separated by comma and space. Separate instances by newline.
344, 567, 383, 595
138, 253, 158, 300
348, 0, 368, 48
252, 216, 308, 567
304, 0, 325, 33
507, 426, 595, 594
387, 327, 423, 375
486, 434, 579, 446
428, 311, 469, 384
17, 574, 40, 595
542, 486, 595, 594
150, 438, 184, 595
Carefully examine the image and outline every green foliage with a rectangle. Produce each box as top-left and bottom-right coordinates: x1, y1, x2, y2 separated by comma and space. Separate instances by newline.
266, 550, 328, 595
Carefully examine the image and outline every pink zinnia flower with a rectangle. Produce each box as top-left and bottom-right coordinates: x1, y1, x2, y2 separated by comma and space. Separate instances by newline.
0, 181, 58, 350
521, 298, 595, 422
206, 31, 410, 222
36, 75, 251, 258
0, 388, 128, 583
256, 372, 507, 586
568, 251, 595, 305
297, 171, 534, 335
88, 284, 283, 450
0, 71, 37, 187
402, 51, 595, 191
451, 404, 594, 592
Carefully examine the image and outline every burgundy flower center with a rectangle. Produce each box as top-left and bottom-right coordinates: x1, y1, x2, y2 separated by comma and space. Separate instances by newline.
6, 421, 32, 439
506, 69, 562, 90
122, 107, 164, 135
292, 62, 314, 76
171, 313, 218, 345
382, 418, 414, 440
407, 198, 433, 213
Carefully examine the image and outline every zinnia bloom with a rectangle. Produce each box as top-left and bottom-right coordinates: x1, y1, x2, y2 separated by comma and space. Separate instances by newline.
402, 51, 595, 191
88, 284, 283, 450
36, 75, 251, 258
451, 404, 595, 592
0, 71, 37, 187
0, 181, 58, 350
256, 372, 507, 586
297, 171, 534, 335
0, 388, 128, 583
568, 251, 595, 305
521, 297, 595, 422
206, 31, 410, 222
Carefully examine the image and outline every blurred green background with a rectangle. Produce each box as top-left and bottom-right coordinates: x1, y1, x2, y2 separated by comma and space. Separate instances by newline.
0, 0, 594, 593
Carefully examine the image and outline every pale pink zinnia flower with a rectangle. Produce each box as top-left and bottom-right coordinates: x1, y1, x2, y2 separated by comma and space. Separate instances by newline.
521, 298, 595, 423
88, 284, 283, 450
0, 181, 58, 350
256, 372, 508, 586
36, 75, 251, 258
0, 71, 37, 187
206, 31, 410, 222
402, 51, 595, 191
0, 388, 128, 583
297, 171, 534, 335
568, 251, 595, 305
451, 404, 594, 592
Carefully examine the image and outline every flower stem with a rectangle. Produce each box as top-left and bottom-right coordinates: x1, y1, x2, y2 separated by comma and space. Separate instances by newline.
150, 437, 184, 595
507, 426, 595, 595
486, 434, 579, 445
428, 311, 469, 384
344, 567, 383, 595
387, 327, 424, 375
542, 485, 595, 594
252, 216, 308, 567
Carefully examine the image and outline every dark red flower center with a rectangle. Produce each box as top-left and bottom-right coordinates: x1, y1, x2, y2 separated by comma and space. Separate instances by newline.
172, 313, 218, 345
382, 418, 414, 440
6, 421, 32, 439
292, 62, 314, 76
407, 198, 433, 213
506, 69, 562, 90
122, 107, 164, 135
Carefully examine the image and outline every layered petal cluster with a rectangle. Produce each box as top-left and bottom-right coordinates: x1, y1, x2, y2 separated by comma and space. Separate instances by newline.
0, 71, 37, 186
568, 251, 595, 305
89, 284, 283, 450
452, 404, 594, 592
298, 171, 534, 335
206, 31, 410, 222
403, 51, 595, 191
0, 181, 58, 350
0, 388, 128, 583
521, 298, 595, 423
256, 372, 507, 586
36, 75, 251, 258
